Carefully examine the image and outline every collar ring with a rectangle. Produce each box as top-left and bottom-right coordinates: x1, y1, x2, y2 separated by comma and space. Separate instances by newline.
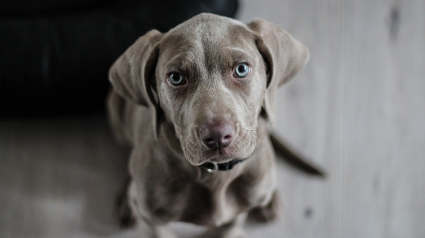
204, 162, 218, 173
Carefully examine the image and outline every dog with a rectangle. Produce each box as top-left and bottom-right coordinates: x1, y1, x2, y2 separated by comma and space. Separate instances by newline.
107, 13, 309, 238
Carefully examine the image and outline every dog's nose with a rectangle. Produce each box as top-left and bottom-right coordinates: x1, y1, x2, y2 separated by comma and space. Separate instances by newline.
199, 120, 234, 150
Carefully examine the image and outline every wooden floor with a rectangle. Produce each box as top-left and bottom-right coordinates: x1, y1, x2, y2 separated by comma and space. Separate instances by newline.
1, 0, 424, 237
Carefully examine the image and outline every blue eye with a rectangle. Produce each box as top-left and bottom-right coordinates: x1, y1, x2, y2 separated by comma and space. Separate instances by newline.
234, 63, 250, 78
169, 72, 185, 86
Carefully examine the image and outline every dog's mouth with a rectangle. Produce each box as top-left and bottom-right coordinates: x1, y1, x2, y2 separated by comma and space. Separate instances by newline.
199, 158, 247, 172
182, 127, 257, 168
196, 148, 240, 165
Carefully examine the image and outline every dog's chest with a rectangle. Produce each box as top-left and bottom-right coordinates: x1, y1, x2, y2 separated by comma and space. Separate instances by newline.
182, 172, 269, 226
142, 165, 275, 227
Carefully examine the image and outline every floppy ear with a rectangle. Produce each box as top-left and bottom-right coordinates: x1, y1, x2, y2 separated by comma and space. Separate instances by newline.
248, 19, 310, 125
109, 30, 163, 139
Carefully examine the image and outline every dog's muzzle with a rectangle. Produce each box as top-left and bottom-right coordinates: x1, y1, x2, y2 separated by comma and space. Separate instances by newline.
201, 159, 245, 173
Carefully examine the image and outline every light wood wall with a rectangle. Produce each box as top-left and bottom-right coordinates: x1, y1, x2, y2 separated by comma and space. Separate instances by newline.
239, 0, 425, 237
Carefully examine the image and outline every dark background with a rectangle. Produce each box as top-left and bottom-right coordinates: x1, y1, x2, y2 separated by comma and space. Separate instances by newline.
0, 0, 238, 116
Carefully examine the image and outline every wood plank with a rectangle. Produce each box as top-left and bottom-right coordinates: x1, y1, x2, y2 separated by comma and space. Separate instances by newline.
239, 0, 425, 237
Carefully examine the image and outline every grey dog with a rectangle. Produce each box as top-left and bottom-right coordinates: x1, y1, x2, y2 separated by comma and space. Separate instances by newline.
108, 13, 309, 238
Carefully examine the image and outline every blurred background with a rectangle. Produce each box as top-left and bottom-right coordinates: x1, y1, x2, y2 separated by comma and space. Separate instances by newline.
1, 0, 424, 237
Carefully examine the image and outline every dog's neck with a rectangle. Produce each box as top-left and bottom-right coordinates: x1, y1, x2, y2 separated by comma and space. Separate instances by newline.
202, 158, 244, 171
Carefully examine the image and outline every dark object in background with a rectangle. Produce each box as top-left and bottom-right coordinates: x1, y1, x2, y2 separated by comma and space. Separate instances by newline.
0, 0, 238, 117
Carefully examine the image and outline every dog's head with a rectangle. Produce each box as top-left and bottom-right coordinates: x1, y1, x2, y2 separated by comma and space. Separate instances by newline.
109, 13, 309, 166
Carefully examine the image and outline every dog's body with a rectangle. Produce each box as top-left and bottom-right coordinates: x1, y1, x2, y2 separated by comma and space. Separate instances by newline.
108, 13, 309, 238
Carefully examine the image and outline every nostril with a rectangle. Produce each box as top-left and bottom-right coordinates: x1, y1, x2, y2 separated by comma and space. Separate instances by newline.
221, 134, 233, 148
203, 137, 218, 149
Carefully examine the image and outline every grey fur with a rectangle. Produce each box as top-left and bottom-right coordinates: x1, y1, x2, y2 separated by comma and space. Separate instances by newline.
107, 13, 309, 238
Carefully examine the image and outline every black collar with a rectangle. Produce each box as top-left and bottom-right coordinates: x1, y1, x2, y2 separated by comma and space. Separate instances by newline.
201, 159, 245, 172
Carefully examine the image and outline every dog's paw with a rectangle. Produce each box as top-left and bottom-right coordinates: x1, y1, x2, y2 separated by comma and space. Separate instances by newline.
198, 228, 247, 238
248, 191, 281, 223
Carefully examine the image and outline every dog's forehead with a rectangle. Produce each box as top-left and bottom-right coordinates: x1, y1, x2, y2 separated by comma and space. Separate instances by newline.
158, 14, 254, 60
166, 13, 247, 40
156, 14, 258, 80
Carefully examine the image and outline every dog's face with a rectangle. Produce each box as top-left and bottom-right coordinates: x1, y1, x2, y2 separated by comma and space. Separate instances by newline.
109, 13, 309, 166
156, 19, 267, 165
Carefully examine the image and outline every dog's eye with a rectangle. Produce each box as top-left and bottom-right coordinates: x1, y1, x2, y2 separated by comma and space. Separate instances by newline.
168, 72, 186, 86
233, 63, 251, 78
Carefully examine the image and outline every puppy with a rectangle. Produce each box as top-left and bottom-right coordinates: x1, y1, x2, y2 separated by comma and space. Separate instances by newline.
108, 13, 309, 238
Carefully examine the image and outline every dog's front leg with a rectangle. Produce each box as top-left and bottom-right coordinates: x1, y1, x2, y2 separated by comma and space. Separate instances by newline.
136, 219, 177, 238
199, 212, 248, 238
126, 181, 177, 238
248, 190, 281, 223
124, 217, 175, 238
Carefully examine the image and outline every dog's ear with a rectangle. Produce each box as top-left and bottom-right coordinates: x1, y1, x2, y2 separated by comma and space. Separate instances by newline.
248, 19, 309, 124
109, 30, 163, 139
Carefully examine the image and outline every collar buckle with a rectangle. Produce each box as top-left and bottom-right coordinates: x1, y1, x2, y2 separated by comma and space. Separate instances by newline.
203, 162, 218, 173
